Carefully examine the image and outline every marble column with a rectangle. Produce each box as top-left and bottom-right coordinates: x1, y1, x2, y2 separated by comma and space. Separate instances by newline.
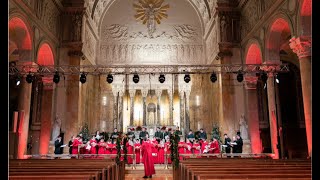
155, 89, 162, 125
266, 73, 279, 159
129, 89, 136, 126
179, 90, 185, 135
118, 90, 124, 132
16, 79, 32, 159
168, 89, 173, 125
289, 36, 312, 157
141, 89, 148, 126
244, 75, 262, 153
112, 91, 118, 129
185, 90, 191, 135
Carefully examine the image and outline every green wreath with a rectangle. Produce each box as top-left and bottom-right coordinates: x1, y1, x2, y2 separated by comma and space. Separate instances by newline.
116, 137, 121, 164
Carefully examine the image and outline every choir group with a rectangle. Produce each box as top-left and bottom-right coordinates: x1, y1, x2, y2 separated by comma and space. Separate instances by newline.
60, 126, 240, 162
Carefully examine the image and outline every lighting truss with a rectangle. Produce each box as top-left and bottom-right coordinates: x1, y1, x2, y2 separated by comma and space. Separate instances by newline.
9, 64, 290, 76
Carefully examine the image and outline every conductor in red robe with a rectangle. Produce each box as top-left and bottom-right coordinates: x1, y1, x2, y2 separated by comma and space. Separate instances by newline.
141, 134, 156, 178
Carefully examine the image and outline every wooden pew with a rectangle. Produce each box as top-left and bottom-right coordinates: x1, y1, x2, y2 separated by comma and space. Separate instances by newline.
175, 159, 311, 180
9, 159, 125, 180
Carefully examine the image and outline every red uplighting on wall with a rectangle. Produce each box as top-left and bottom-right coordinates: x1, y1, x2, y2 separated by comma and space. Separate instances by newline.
37, 43, 55, 66
267, 18, 290, 50
246, 44, 262, 64
9, 17, 32, 50
301, 0, 311, 16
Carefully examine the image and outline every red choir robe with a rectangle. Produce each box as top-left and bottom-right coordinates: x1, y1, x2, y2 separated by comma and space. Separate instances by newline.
90, 139, 97, 154
165, 142, 172, 164
105, 142, 112, 154
98, 142, 107, 154
201, 141, 209, 157
141, 140, 156, 176
126, 140, 134, 164
84, 143, 90, 154
210, 140, 220, 154
178, 141, 185, 160
184, 142, 193, 159
134, 143, 141, 164
157, 142, 165, 164
192, 143, 201, 158
111, 143, 117, 159
72, 138, 81, 154
151, 140, 158, 164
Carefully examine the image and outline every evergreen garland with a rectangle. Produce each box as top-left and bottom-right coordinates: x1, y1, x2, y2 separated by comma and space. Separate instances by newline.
170, 133, 179, 169
115, 136, 121, 164
123, 135, 128, 163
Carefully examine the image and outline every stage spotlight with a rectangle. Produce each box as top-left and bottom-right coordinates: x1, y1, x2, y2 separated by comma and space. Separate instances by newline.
159, 74, 165, 83
275, 74, 279, 84
237, 71, 244, 82
80, 72, 87, 84
133, 73, 139, 83
210, 72, 217, 83
53, 71, 60, 84
107, 74, 113, 84
184, 73, 191, 83
15, 76, 21, 86
260, 71, 268, 83
26, 72, 34, 83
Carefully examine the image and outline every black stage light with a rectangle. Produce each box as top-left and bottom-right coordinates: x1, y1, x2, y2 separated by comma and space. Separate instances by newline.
53, 71, 60, 84
26, 72, 34, 83
237, 71, 244, 82
107, 74, 113, 84
184, 73, 191, 83
260, 71, 268, 83
80, 72, 87, 84
133, 73, 139, 83
159, 74, 165, 83
210, 72, 217, 83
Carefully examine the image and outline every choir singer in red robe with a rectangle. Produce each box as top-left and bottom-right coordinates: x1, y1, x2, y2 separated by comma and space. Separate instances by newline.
141, 134, 156, 178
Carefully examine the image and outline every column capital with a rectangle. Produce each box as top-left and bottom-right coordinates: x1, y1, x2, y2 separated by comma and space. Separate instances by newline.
155, 89, 162, 97
289, 36, 311, 58
244, 75, 258, 90
141, 89, 148, 98
129, 89, 136, 97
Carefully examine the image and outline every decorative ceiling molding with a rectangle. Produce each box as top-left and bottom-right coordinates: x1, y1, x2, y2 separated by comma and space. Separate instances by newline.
102, 24, 199, 43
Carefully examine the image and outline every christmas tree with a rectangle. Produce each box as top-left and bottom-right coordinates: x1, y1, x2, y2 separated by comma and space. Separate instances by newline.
211, 123, 222, 145
80, 123, 90, 142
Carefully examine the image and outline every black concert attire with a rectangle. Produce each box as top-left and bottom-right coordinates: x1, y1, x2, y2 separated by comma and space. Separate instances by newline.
54, 139, 63, 155
154, 130, 162, 143
111, 132, 119, 144
139, 131, 149, 144
224, 137, 232, 157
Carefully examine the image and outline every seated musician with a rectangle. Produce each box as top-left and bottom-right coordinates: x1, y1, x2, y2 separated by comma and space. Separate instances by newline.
110, 128, 119, 144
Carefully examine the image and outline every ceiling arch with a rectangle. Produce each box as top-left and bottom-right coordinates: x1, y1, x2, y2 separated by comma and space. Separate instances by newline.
86, 0, 213, 37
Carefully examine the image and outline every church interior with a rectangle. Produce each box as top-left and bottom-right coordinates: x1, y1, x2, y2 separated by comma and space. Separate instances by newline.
9, 0, 312, 179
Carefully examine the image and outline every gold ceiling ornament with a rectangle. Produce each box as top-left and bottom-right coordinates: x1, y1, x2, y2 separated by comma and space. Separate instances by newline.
133, 0, 170, 37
